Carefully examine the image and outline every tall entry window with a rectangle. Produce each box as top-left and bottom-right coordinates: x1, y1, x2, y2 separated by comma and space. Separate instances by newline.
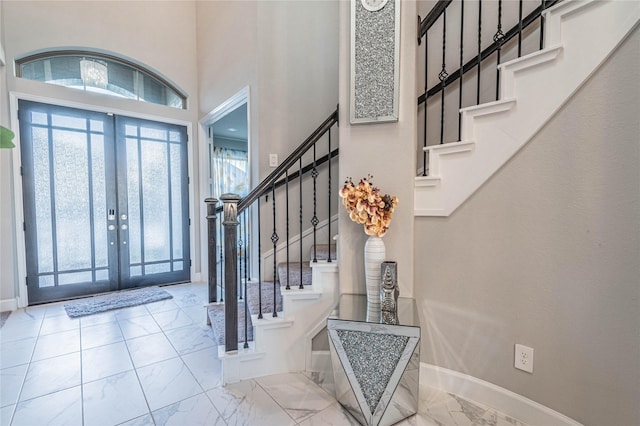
19, 100, 190, 304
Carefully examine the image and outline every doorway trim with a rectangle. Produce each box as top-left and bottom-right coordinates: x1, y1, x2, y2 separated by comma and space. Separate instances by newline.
10, 91, 196, 308
198, 86, 251, 289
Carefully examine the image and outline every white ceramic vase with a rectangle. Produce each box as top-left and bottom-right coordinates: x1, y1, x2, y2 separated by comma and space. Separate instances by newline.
364, 235, 386, 307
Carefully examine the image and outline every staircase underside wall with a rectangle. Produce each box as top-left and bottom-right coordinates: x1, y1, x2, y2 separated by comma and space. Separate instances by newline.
415, 0, 640, 217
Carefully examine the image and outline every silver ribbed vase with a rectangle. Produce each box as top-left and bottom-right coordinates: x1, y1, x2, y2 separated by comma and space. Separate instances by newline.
364, 235, 386, 308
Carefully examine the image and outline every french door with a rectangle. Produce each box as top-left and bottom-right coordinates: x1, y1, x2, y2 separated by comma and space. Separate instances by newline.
19, 100, 190, 304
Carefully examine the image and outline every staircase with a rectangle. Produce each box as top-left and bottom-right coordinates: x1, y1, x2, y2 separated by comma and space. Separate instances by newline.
415, 0, 640, 217
207, 243, 337, 346
205, 109, 339, 384
208, 244, 339, 384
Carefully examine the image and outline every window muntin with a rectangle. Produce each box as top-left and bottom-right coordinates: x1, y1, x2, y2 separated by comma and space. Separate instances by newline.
17, 52, 186, 109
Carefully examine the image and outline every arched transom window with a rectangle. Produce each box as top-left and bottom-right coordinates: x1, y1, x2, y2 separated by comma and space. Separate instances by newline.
16, 50, 186, 109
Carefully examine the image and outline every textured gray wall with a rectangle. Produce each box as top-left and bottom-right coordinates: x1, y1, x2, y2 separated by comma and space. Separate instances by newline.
415, 27, 640, 426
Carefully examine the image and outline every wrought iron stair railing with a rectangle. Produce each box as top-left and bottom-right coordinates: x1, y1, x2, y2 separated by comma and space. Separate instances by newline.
418, 0, 561, 176
206, 107, 339, 352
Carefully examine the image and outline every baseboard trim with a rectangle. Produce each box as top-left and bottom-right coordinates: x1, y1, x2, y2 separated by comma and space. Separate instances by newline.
420, 363, 583, 426
0, 298, 18, 312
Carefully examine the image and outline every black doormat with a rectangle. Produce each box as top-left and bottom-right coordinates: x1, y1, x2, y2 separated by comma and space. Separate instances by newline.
64, 286, 173, 318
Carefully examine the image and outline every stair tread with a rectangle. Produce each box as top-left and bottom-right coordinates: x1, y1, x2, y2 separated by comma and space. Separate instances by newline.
246, 280, 284, 317
209, 244, 333, 346
277, 262, 313, 288
309, 244, 337, 261
208, 301, 254, 345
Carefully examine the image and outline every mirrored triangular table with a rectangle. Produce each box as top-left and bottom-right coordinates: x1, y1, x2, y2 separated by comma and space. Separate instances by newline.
327, 294, 420, 426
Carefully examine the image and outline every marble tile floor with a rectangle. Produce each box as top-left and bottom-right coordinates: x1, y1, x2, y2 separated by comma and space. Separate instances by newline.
0, 282, 527, 426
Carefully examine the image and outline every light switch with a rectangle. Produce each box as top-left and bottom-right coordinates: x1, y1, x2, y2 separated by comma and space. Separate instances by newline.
269, 154, 278, 167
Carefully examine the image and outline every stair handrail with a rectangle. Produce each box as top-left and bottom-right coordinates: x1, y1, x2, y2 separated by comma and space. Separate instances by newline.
417, 0, 561, 106
238, 107, 339, 213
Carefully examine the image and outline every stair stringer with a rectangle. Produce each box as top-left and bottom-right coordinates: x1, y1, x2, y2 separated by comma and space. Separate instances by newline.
415, 0, 640, 217
218, 261, 339, 384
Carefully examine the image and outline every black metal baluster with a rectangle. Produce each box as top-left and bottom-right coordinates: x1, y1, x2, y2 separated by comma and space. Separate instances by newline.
238, 227, 243, 301
423, 29, 429, 175
285, 170, 291, 289
257, 202, 262, 319
311, 144, 318, 262
494, 0, 505, 101
540, 0, 546, 49
271, 184, 278, 317
439, 10, 448, 145
243, 295, 248, 348
299, 158, 304, 289
518, 0, 524, 57
327, 131, 332, 262
477, 0, 482, 105
244, 208, 249, 281
458, 0, 464, 141
242, 211, 248, 349
219, 210, 224, 302
243, 210, 248, 296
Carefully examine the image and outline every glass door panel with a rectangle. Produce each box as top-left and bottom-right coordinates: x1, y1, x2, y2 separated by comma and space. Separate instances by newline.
19, 100, 118, 304
116, 116, 190, 289
19, 101, 190, 304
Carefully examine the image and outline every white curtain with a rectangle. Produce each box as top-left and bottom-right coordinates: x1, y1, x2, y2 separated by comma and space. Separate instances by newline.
211, 147, 249, 198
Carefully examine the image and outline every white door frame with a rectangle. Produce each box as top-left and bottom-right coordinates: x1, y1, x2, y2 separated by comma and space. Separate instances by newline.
198, 86, 251, 293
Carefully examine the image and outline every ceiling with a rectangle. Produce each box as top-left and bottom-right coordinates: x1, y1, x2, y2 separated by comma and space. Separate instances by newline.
211, 103, 248, 141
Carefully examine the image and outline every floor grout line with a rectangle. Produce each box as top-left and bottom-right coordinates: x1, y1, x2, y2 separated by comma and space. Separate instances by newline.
2, 282, 527, 426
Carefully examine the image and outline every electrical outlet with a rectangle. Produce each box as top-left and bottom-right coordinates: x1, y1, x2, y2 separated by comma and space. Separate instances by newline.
269, 154, 278, 167
514, 344, 534, 373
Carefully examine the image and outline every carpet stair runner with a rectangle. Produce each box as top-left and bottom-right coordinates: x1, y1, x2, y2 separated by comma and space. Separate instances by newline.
277, 244, 336, 289
207, 244, 336, 346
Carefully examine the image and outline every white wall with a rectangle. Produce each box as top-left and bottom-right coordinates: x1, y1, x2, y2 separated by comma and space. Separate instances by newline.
0, 0, 19, 309
256, 0, 339, 176
197, 0, 339, 276
196, 1, 258, 121
197, 0, 338, 182
338, 0, 417, 298
415, 27, 640, 426
1, 1, 200, 305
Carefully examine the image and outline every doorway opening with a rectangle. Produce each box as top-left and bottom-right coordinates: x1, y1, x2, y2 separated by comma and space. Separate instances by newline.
208, 102, 249, 198
201, 89, 251, 299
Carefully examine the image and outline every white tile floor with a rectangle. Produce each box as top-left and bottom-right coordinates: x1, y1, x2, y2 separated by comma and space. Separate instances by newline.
0, 282, 527, 426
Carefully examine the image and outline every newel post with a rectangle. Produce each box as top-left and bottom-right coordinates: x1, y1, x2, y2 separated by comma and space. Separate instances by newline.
221, 193, 240, 352
205, 198, 218, 304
